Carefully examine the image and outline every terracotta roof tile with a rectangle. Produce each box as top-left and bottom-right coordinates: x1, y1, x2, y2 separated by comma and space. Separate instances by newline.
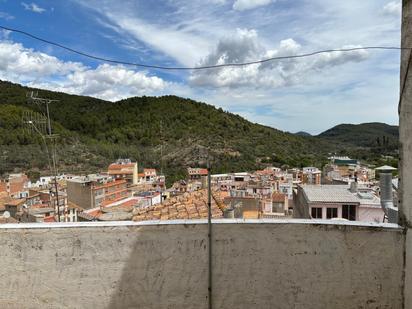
272, 192, 286, 203
132, 189, 226, 222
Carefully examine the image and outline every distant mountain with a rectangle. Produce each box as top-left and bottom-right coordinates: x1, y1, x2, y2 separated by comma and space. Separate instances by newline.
318, 122, 398, 150
0, 80, 330, 184
295, 131, 312, 137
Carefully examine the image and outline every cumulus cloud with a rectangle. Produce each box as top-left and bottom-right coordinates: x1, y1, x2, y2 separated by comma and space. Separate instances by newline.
232, 0, 273, 11
190, 29, 369, 89
21, 2, 46, 13
383, 1, 401, 16
59, 64, 166, 100
0, 41, 168, 101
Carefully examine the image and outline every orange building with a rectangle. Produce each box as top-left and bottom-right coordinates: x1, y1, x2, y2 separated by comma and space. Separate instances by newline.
67, 175, 128, 209
108, 159, 138, 185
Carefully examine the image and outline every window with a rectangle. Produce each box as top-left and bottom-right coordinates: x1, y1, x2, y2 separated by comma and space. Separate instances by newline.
342, 204, 357, 221
272, 202, 284, 213
326, 208, 338, 219
311, 207, 322, 219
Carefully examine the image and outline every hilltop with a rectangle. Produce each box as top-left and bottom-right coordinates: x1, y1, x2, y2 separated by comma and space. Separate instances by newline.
318, 122, 398, 146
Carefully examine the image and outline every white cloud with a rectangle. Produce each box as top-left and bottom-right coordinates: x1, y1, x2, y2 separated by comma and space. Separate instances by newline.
61, 64, 167, 100
74, 0, 232, 66
0, 41, 83, 78
108, 16, 212, 66
0, 40, 169, 101
190, 29, 369, 89
233, 0, 274, 11
0, 11, 15, 20
21, 2, 46, 13
383, 1, 401, 16
0, 29, 11, 39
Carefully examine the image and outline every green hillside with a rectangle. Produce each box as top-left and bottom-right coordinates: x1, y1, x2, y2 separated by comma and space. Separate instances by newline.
0, 80, 331, 184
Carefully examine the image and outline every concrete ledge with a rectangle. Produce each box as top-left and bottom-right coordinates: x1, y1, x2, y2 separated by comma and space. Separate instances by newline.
0, 218, 402, 229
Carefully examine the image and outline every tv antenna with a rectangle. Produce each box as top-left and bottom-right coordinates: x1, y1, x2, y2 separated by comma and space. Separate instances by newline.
23, 91, 62, 222
159, 119, 164, 204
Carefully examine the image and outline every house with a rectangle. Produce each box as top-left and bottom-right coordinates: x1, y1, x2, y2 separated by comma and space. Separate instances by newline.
4, 199, 27, 219
187, 167, 208, 180
211, 173, 232, 191
270, 192, 289, 214
143, 169, 156, 182
301, 167, 322, 185
134, 191, 162, 207
326, 156, 359, 179
20, 207, 56, 223
293, 183, 384, 223
0, 173, 29, 198
137, 168, 165, 190
66, 201, 82, 222
28, 174, 76, 189
108, 159, 138, 185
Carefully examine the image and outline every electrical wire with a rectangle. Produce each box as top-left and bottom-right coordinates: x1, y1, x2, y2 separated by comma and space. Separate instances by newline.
0, 25, 409, 71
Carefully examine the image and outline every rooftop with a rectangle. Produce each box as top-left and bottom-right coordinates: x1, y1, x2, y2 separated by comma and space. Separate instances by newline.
301, 185, 380, 205
133, 189, 227, 221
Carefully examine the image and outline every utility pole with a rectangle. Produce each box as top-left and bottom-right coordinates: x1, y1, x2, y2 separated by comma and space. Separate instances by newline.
26, 92, 62, 222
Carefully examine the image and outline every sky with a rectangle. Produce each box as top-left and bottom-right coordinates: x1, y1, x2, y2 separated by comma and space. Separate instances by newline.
0, 0, 402, 134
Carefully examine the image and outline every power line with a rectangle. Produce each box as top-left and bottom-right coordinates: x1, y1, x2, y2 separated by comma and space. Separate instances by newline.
0, 25, 409, 71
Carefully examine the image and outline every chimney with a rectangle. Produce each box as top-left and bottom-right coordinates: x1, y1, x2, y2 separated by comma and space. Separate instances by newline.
349, 176, 358, 193
376, 165, 397, 222
133, 162, 138, 185
223, 208, 234, 218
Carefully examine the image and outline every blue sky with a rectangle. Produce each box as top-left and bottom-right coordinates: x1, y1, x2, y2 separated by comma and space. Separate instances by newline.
0, 0, 402, 134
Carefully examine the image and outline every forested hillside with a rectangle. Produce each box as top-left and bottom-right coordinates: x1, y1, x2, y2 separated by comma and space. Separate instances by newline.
0, 80, 330, 183
0, 80, 398, 183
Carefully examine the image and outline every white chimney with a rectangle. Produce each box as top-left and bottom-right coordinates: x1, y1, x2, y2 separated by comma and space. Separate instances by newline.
376, 165, 397, 223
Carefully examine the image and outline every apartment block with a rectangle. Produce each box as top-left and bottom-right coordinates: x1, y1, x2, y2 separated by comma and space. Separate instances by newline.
67, 175, 128, 209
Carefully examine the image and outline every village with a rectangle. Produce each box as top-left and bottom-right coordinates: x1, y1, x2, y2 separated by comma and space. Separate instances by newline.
0, 156, 397, 224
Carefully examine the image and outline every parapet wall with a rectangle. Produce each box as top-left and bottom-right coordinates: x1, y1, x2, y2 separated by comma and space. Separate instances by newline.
0, 220, 405, 309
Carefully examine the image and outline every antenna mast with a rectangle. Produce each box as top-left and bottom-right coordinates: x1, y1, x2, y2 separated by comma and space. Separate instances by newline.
24, 91, 62, 222
160, 119, 164, 204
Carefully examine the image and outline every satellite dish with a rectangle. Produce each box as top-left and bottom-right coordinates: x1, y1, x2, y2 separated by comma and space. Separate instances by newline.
3, 211, 10, 219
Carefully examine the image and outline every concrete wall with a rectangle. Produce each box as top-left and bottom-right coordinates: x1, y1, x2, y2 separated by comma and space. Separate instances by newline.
0, 220, 404, 309
400, 2, 412, 307
406, 230, 412, 309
